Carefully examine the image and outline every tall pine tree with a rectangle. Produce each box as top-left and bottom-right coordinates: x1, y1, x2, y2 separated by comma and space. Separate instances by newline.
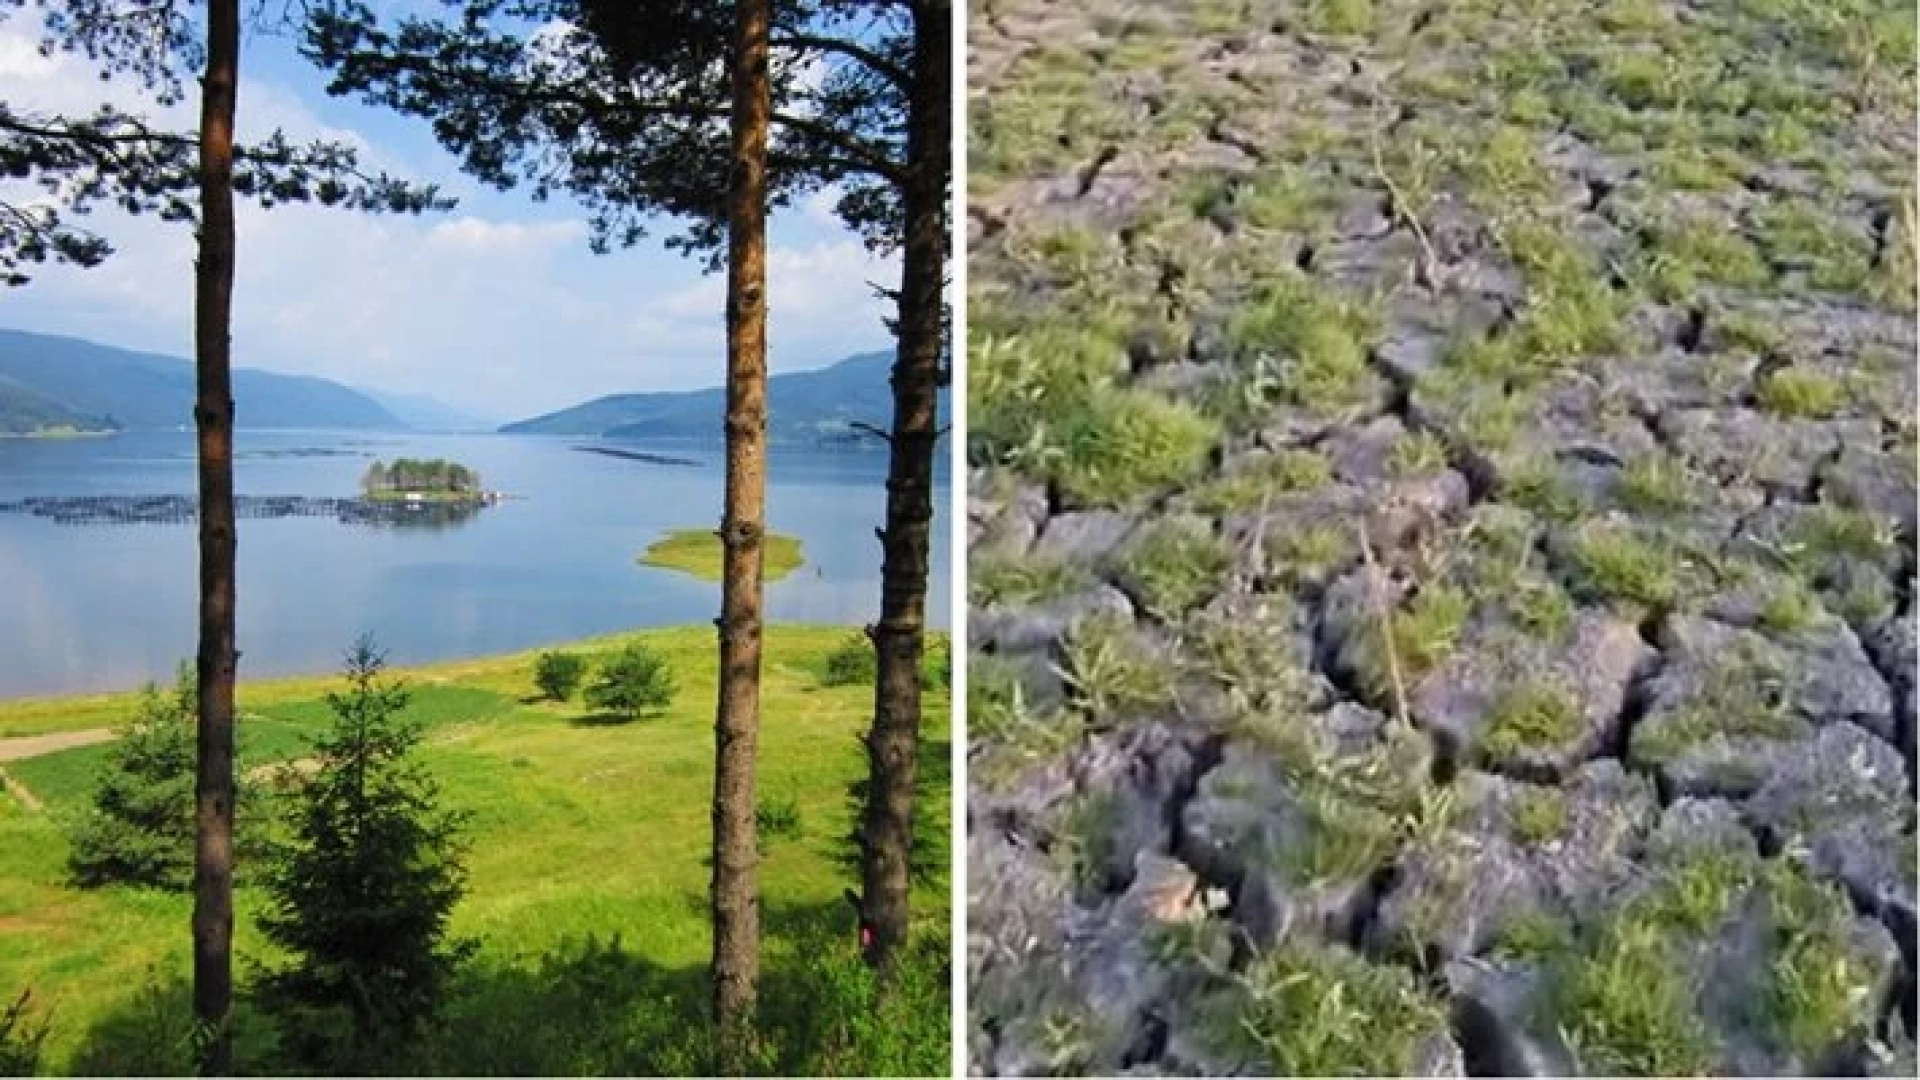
189, 4, 242, 1068
710, 0, 772, 1055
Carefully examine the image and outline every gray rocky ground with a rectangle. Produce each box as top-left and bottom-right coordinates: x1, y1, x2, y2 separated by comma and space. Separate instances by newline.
966, 0, 1918, 1074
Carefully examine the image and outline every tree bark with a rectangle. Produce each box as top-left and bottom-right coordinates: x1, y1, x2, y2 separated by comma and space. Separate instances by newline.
710, 0, 770, 1066
859, 0, 950, 973
191, 0, 240, 1074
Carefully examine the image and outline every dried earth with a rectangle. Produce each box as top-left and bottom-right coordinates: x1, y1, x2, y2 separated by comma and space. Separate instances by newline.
966, 0, 1917, 1074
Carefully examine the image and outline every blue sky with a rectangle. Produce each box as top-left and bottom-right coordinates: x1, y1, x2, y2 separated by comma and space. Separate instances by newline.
0, 8, 899, 420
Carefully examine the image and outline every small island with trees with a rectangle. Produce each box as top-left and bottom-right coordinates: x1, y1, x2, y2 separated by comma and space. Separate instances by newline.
359, 458, 498, 506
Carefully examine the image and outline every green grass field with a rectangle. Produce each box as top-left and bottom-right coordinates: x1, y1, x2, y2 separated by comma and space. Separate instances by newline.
640, 529, 808, 584
0, 624, 951, 1074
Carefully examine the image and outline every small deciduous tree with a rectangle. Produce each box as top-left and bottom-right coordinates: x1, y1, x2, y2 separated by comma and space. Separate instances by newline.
533, 651, 587, 701
256, 637, 472, 1071
584, 643, 677, 722
67, 665, 198, 890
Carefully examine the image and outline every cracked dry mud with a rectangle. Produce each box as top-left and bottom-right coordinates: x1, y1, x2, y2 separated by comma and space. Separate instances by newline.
965, 0, 1918, 1075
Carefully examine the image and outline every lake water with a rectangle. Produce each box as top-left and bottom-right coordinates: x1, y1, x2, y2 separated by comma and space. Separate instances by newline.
0, 430, 952, 698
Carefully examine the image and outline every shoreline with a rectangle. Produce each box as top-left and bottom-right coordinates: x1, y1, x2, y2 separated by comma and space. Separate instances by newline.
0, 620, 942, 723
0, 428, 118, 440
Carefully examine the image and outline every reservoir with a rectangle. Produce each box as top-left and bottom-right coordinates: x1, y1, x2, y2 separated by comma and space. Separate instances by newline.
0, 429, 952, 698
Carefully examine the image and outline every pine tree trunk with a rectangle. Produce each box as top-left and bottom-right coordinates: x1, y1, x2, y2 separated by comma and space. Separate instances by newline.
859, 0, 951, 973
710, 0, 771, 1065
191, 0, 240, 1073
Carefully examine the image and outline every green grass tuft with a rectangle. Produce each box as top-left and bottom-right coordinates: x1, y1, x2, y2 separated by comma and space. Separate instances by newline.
1754, 200, 1875, 293
971, 556, 1092, 608
1302, 0, 1375, 37
1509, 785, 1570, 845
1380, 584, 1471, 691
1048, 388, 1220, 507
968, 655, 1081, 785
1564, 520, 1686, 610
1489, 908, 1577, 963
1205, 940, 1450, 1076
1481, 682, 1583, 761
1616, 453, 1693, 516
1560, 920, 1716, 1076
1387, 429, 1451, 478
1268, 522, 1352, 587
1755, 367, 1846, 419
1760, 863, 1884, 1062
1060, 612, 1172, 722
1757, 579, 1821, 635
1115, 517, 1231, 617
1631, 644, 1804, 763
1503, 456, 1583, 522
1224, 273, 1379, 417
1188, 449, 1333, 512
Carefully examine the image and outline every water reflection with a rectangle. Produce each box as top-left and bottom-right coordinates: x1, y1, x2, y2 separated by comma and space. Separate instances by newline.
341, 500, 485, 530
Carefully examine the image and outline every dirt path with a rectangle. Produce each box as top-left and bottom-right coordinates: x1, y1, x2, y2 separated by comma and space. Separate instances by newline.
0, 728, 116, 762
0, 769, 44, 812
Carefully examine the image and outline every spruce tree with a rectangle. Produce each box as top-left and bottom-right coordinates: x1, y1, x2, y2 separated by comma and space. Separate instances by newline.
256, 638, 472, 1070
67, 665, 198, 891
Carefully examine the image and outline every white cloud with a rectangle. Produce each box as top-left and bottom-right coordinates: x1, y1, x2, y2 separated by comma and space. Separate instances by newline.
646, 239, 894, 363
0, 29, 57, 81
425, 216, 587, 256
801, 185, 847, 228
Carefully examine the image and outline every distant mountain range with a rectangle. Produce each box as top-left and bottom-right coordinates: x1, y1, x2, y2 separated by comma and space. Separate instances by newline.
356, 386, 499, 432
0, 328, 932, 447
0, 328, 405, 434
500, 350, 947, 447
